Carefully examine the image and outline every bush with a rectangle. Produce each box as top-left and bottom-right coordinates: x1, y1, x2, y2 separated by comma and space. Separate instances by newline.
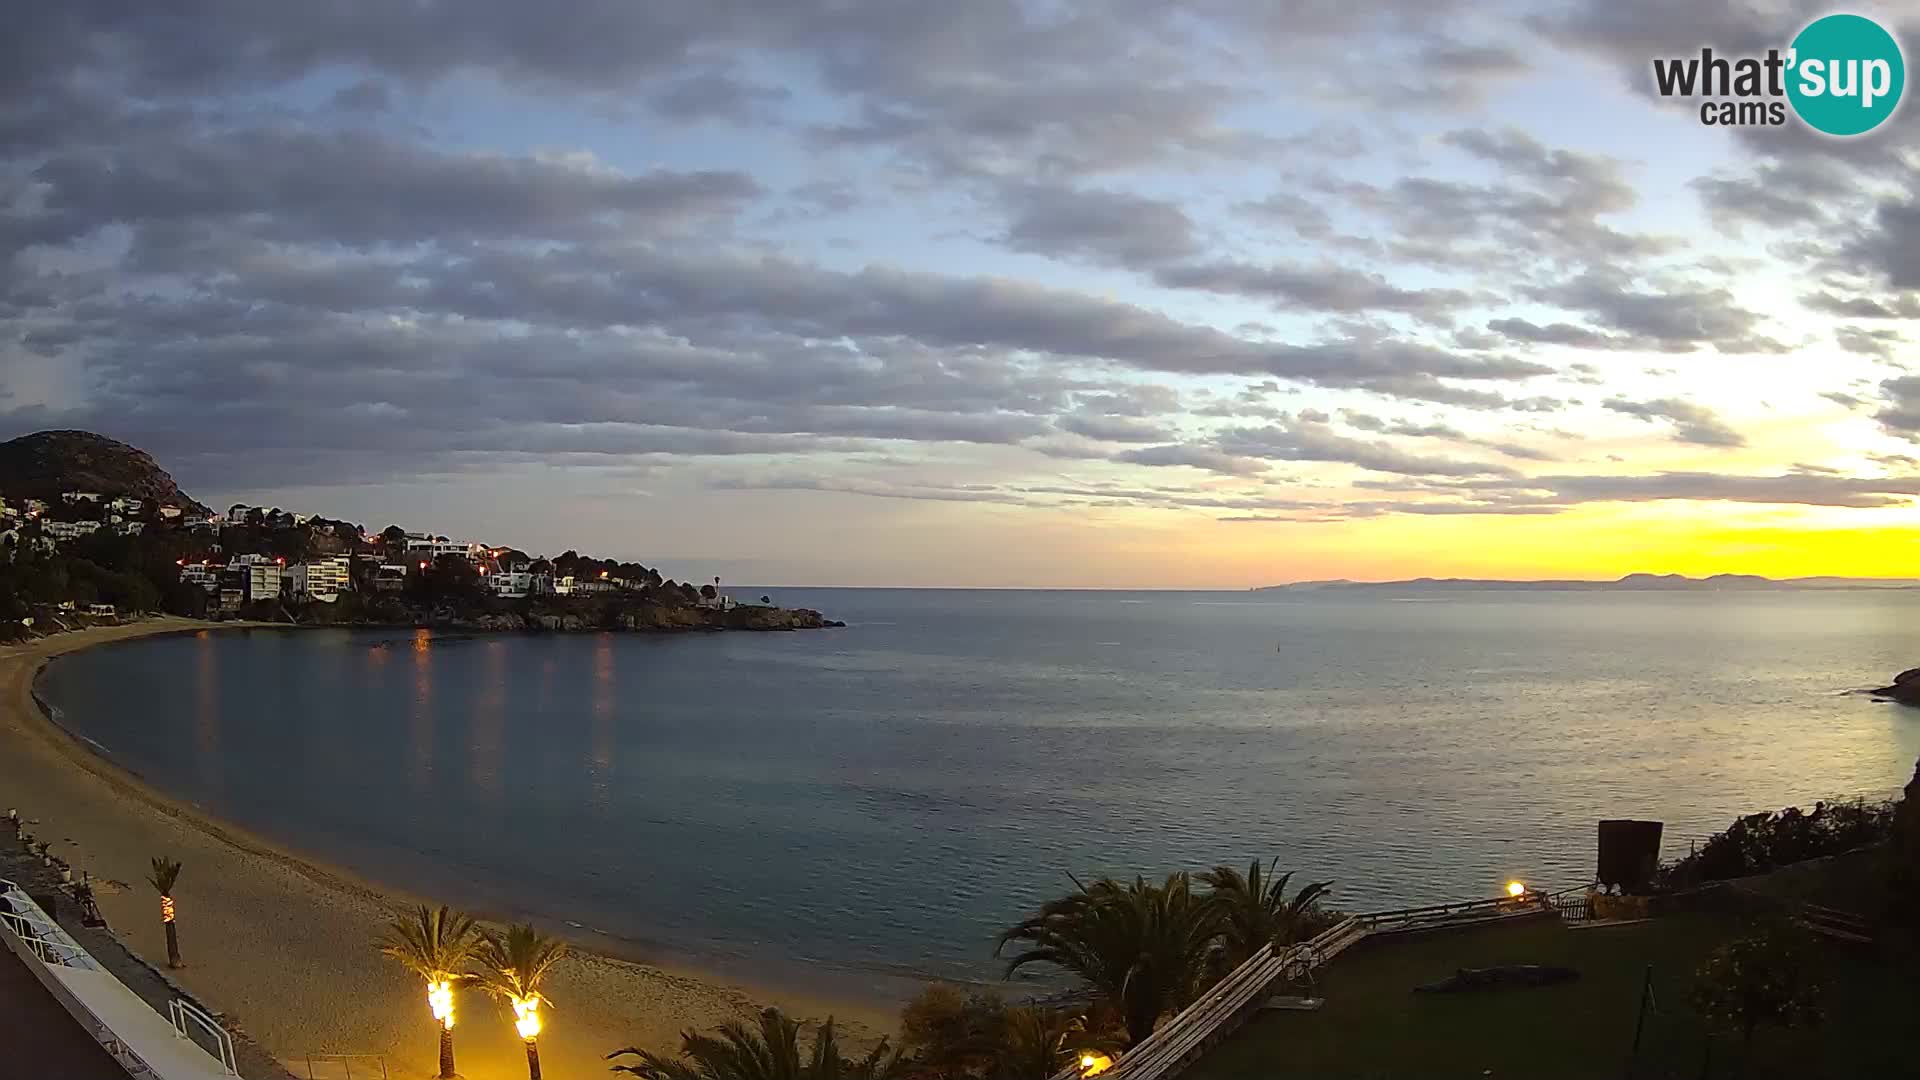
1660, 798, 1897, 889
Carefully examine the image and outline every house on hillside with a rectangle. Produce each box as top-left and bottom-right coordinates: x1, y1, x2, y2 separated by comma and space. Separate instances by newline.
61, 491, 102, 504
157, 504, 182, 520
373, 564, 409, 591
405, 535, 483, 562
42, 519, 101, 542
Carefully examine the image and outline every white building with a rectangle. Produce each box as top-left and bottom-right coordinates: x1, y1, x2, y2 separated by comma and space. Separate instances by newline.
227, 503, 254, 524
61, 491, 102, 504
114, 521, 146, 536
180, 562, 221, 591
157, 504, 183, 520
405, 536, 484, 561
107, 496, 142, 515
486, 571, 534, 598
229, 554, 285, 602
291, 557, 352, 602
42, 519, 102, 541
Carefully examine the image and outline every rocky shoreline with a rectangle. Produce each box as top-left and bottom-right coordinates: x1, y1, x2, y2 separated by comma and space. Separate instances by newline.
1869, 666, 1920, 705
248, 596, 846, 634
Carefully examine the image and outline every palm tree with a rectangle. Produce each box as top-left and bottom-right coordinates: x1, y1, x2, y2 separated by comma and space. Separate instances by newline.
472, 922, 567, 1080
147, 856, 183, 967
378, 905, 482, 1079
993, 1007, 1095, 1080
608, 1007, 907, 1080
1199, 860, 1335, 966
997, 873, 1222, 1046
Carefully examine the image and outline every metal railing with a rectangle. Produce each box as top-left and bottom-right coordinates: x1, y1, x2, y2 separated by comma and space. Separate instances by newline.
169, 997, 240, 1075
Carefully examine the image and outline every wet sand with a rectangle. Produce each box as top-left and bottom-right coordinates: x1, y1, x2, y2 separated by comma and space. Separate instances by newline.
0, 618, 895, 1080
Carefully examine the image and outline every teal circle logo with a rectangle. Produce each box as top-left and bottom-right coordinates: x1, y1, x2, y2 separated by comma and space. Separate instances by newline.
1787, 14, 1905, 136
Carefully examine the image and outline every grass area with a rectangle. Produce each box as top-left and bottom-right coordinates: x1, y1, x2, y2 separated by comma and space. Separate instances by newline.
1186, 911, 1915, 1080
1731, 848, 1891, 913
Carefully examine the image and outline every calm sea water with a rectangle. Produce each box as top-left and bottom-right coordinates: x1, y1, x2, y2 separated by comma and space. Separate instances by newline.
35, 590, 1920, 995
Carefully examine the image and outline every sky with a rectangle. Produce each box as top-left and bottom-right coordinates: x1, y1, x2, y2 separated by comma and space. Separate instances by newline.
3, 2, 1920, 587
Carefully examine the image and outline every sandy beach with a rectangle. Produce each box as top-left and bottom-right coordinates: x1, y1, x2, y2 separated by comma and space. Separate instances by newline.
0, 619, 896, 1080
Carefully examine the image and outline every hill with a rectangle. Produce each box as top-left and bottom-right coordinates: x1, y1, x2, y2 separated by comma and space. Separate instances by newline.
0, 430, 212, 517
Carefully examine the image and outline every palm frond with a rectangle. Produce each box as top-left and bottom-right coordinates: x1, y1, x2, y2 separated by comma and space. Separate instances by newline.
471, 921, 567, 1005
377, 904, 482, 982
147, 856, 182, 895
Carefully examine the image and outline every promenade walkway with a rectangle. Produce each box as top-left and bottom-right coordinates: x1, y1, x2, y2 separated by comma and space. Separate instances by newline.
0, 939, 128, 1079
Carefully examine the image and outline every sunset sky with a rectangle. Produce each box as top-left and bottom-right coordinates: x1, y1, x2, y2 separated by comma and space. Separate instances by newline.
4, 2, 1919, 586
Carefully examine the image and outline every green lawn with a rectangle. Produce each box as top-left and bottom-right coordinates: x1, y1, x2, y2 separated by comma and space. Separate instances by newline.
1186, 911, 1914, 1080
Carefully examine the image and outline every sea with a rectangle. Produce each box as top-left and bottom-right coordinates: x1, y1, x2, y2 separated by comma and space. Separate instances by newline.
34, 588, 1920, 1000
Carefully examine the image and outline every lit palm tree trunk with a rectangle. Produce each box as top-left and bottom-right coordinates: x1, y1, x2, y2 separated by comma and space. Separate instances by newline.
438, 1025, 456, 1079
524, 1037, 542, 1080
162, 897, 180, 967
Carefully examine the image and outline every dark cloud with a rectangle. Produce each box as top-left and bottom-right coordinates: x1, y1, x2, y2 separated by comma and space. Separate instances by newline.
1113, 444, 1270, 476
1058, 413, 1178, 443
1527, 272, 1784, 354
1802, 291, 1920, 320
1001, 184, 1198, 267
1874, 376, 1920, 441
1152, 262, 1472, 320
1485, 317, 1625, 349
1214, 420, 1519, 478
26, 129, 762, 250
1835, 326, 1905, 361
1603, 397, 1746, 448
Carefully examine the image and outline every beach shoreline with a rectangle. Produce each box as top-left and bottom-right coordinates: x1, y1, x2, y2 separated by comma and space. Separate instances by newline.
2, 618, 898, 1080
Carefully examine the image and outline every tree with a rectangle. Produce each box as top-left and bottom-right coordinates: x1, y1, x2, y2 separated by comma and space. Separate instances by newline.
472, 923, 567, 1080
994, 1007, 1096, 1080
609, 1007, 906, 1080
1198, 860, 1335, 966
899, 984, 1009, 1079
1692, 928, 1823, 1064
148, 856, 184, 967
1892, 758, 1920, 926
379, 905, 484, 1079
997, 874, 1221, 1046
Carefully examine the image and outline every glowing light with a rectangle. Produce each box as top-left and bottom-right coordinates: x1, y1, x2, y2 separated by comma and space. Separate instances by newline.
512, 995, 542, 1041
160, 895, 175, 923
1080, 1053, 1113, 1076
1506, 881, 1526, 898
428, 980, 455, 1029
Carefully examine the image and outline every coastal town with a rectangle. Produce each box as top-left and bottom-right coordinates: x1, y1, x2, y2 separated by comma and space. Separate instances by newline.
1, 489, 741, 617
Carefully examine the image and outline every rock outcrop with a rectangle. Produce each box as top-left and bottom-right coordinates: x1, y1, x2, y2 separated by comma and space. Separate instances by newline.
1869, 667, 1920, 705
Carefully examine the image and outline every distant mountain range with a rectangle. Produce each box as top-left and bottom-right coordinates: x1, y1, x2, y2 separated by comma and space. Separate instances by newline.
1253, 573, 1920, 592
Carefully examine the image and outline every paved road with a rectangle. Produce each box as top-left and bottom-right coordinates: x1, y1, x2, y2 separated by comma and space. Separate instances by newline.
0, 942, 128, 1079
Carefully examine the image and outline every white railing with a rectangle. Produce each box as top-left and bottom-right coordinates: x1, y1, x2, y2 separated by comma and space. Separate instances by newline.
170, 998, 240, 1075
1, 878, 99, 969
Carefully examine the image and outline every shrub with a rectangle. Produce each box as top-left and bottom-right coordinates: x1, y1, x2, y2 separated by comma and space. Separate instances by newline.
1660, 798, 1896, 889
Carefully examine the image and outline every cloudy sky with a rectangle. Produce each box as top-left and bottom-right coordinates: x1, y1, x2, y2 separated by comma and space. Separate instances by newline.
4, 2, 1919, 586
